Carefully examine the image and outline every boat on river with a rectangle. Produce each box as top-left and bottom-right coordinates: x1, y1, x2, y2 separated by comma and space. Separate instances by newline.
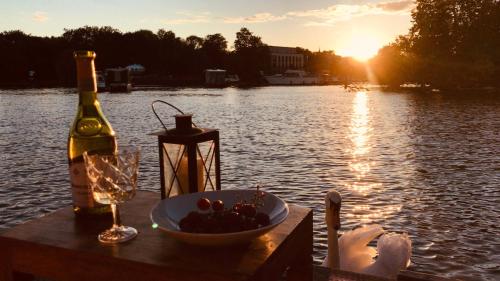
105, 68, 132, 92
264, 70, 320, 85
96, 71, 106, 92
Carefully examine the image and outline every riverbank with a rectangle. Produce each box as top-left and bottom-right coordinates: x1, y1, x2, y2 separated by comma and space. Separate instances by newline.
0, 80, 346, 90
2, 78, 497, 92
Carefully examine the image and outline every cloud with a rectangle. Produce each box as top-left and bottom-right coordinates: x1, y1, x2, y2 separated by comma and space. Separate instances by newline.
159, 1, 414, 26
288, 0, 414, 26
223, 13, 286, 24
221, 1, 414, 26
377, 0, 414, 12
161, 11, 211, 25
288, 5, 372, 22
33, 11, 48, 22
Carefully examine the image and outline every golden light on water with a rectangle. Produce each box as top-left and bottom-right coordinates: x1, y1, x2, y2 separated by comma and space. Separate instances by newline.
350, 162, 371, 179
350, 91, 369, 157
345, 204, 402, 224
345, 91, 402, 222
347, 91, 376, 196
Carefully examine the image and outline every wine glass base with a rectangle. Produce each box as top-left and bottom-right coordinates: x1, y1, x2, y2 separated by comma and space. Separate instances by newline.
98, 225, 138, 244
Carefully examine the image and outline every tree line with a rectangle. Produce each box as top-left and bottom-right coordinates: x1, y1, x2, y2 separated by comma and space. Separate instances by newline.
370, 0, 500, 90
0, 26, 366, 87
5, 1, 488, 90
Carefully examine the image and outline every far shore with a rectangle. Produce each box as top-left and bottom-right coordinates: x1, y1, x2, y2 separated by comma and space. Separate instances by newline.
1, 82, 498, 95
0, 71, 498, 94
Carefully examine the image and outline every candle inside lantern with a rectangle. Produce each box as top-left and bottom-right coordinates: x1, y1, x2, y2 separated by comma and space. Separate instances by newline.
177, 155, 205, 194
154, 109, 220, 199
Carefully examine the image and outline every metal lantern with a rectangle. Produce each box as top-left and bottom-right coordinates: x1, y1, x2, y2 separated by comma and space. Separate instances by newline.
153, 113, 221, 199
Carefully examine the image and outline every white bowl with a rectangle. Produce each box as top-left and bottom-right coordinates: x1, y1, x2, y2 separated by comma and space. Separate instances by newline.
150, 189, 289, 246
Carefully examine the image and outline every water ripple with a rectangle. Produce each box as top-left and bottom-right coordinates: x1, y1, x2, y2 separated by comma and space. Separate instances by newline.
1, 87, 499, 280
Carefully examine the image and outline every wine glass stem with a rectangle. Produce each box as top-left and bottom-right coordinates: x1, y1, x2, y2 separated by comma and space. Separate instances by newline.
111, 203, 121, 228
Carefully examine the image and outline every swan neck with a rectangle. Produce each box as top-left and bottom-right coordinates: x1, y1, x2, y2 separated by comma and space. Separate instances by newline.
327, 227, 340, 269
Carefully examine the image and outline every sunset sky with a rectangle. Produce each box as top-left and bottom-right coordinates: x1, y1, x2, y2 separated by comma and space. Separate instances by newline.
0, 0, 414, 60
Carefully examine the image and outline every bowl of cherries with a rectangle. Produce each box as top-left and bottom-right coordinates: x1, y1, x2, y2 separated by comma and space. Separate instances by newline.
150, 189, 289, 246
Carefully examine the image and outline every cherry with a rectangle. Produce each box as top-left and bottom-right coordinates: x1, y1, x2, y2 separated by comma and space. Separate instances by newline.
225, 211, 240, 225
186, 211, 202, 223
197, 198, 211, 211
242, 217, 258, 230
181, 193, 269, 234
232, 202, 242, 212
179, 217, 192, 232
212, 200, 224, 212
240, 203, 257, 217
255, 212, 270, 226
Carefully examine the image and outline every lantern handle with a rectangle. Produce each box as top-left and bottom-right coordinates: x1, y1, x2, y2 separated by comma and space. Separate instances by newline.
151, 100, 197, 131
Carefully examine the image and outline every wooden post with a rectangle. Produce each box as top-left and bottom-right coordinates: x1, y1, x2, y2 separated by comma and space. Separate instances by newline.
286, 209, 313, 281
0, 240, 13, 281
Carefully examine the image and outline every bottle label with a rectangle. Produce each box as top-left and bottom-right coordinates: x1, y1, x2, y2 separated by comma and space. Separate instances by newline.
69, 162, 94, 208
76, 118, 102, 136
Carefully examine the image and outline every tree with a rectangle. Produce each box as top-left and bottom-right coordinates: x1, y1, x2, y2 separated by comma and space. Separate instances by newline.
232, 27, 270, 83
302, 50, 341, 76
408, 0, 500, 88
186, 35, 203, 50
0, 31, 31, 84
157, 29, 176, 41
201, 33, 227, 68
234, 27, 265, 51
370, 44, 408, 87
370, 0, 500, 89
202, 33, 227, 53
156, 30, 188, 74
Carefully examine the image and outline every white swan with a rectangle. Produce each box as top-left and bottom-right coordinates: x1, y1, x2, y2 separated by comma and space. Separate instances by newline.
322, 189, 412, 279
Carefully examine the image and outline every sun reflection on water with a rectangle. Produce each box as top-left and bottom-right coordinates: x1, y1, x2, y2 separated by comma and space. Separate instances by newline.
345, 91, 402, 222
347, 91, 377, 196
345, 204, 403, 224
350, 92, 370, 157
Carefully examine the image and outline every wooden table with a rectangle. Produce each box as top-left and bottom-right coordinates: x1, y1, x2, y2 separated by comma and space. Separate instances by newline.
0, 191, 313, 281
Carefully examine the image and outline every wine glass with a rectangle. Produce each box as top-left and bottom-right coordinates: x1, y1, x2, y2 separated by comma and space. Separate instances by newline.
83, 146, 140, 244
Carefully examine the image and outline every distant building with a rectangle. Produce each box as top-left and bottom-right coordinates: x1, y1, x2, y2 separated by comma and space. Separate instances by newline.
269, 46, 304, 72
105, 68, 132, 92
204, 69, 226, 87
126, 64, 146, 74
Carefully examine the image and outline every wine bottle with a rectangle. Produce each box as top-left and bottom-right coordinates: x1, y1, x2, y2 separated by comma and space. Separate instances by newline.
68, 50, 117, 216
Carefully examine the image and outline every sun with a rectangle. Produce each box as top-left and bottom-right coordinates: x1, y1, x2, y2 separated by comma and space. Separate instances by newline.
340, 34, 382, 61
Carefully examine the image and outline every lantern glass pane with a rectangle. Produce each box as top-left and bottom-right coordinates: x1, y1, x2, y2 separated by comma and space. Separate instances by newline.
162, 143, 185, 197
197, 140, 217, 192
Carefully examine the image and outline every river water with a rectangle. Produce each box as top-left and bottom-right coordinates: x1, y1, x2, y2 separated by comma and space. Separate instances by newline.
0, 86, 499, 280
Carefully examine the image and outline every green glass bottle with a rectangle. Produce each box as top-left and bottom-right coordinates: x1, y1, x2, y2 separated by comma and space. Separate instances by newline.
68, 50, 117, 216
